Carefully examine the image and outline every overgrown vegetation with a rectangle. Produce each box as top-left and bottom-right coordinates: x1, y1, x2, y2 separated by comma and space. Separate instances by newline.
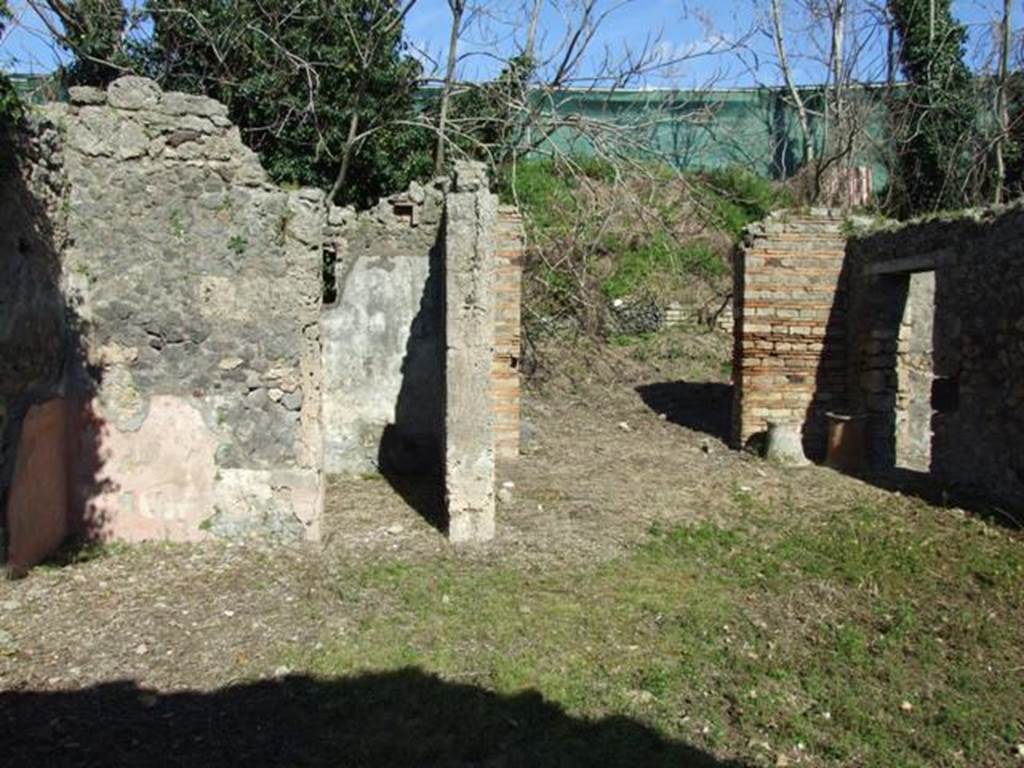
0, 1, 22, 127
888, 0, 979, 213
502, 159, 788, 350
44, 0, 135, 86
146, 0, 433, 208
34, 0, 433, 206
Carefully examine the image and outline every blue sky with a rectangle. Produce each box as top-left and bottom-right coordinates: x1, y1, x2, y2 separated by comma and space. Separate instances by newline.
1, 0, 1014, 88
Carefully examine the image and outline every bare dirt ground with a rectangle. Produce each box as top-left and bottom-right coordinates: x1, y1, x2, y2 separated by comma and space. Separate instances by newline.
0, 329, 919, 692
2, 329, 1021, 767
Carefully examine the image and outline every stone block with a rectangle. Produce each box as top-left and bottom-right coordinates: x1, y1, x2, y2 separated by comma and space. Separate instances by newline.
107, 76, 161, 110
69, 86, 106, 105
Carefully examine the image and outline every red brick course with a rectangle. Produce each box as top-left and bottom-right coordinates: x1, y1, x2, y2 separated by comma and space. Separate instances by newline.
494, 207, 524, 460
732, 213, 848, 453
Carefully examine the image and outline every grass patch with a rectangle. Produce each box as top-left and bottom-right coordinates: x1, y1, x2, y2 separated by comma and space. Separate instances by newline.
284, 497, 1024, 766
602, 236, 726, 299
694, 167, 793, 240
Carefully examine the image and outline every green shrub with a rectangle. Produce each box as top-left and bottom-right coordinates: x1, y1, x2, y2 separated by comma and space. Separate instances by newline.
697, 167, 791, 240
601, 235, 726, 299
497, 161, 577, 231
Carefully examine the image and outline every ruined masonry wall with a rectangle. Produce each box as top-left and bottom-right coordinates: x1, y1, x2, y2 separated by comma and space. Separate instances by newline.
28, 77, 323, 543
320, 182, 446, 475
848, 207, 1024, 506
4, 76, 525, 558
732, 212, 848, 457
494, 207, 524, 461
0, 117, 66, 503
320, 183, 524, 477
445, 163, 498, 542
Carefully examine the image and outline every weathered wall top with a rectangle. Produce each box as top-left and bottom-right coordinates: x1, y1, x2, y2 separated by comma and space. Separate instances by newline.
56, 76, 267, 187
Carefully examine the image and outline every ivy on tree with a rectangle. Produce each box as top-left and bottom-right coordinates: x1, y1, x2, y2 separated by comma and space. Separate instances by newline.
888, 0, 978, 213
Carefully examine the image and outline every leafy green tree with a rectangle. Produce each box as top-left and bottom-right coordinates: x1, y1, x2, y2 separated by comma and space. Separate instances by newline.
888, 0, 978, 212
31, 0, 135, 86
144, 0, 432, 206
39, 0, 431, 206
0, 1, 23, 125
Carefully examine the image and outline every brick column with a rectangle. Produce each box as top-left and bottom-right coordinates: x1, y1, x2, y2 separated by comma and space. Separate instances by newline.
732, 211, 848, 458
493, 207, 524, 461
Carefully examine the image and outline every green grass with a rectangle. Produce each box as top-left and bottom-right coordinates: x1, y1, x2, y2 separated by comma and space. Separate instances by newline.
601, 236, 727, 299
282, 497, 1024, 767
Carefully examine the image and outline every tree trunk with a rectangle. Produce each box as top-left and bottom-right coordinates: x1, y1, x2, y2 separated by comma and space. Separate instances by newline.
994, 0, 1011, 204
525, 0, 542, 59
770, 0, 814, 166
434, 0, 465, 177
329, 88, 365, 205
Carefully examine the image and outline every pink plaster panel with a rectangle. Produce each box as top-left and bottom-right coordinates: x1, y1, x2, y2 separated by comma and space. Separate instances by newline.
5, 398, 69, 574
71, 395, 219, 542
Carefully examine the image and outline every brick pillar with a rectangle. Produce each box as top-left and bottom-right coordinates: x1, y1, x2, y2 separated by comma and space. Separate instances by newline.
732, 211, 849, 458
493, 207, 523, 460
444, 162, 498, 543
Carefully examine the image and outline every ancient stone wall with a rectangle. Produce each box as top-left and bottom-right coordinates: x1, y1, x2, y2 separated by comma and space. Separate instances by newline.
732, 211, 848, 458
0, 118, 65, 464
445, 163, 498, 542
3, 76, 325, 550
848, 206, 1024, 506
733, 203, 1024, 509
0, 116, 69, 567
320, 179, 523, 478
320, 182, 446, 476
3, 79, 522, 561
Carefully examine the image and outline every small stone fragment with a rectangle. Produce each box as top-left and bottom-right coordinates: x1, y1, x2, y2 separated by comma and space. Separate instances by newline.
282, 390, 304, 411
0, 629, 17, 655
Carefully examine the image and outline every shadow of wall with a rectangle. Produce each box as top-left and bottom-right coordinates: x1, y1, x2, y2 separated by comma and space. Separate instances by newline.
0, 669, 751, 768
378, 231, 447, 531
321, 187, 447, 481
0, 117, 107, 570
801, 251, 853, 461
637, 381, 733, 444
378, 237, 445, 478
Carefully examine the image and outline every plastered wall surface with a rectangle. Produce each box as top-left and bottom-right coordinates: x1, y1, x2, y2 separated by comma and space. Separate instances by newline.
2, 80, 522, 560
3, 76, 324, 548
320, 183, 445, 476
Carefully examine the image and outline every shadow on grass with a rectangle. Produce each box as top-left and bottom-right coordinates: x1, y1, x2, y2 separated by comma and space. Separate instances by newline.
852, 466, 1023, 531
635, 381, 733, 444
0, 668, 750, 767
